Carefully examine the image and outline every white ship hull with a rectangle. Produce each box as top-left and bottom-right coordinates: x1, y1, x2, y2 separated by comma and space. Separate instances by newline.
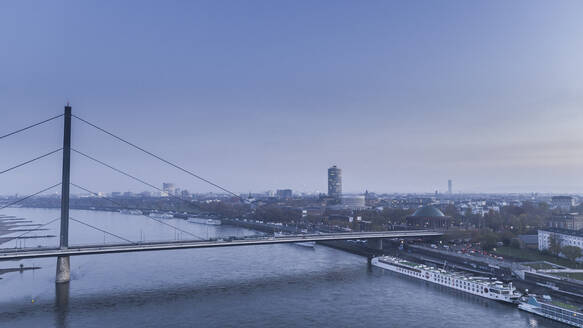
119, 209, 143, 215
188, 218, 222, 225
149, 213, 174, 219
518, 303, 544, 316
518, 297, 583, 327
294, 241, 315, 248
372, 256, 520, 304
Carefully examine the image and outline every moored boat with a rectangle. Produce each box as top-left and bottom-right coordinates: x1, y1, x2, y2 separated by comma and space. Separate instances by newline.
119, 209, 143, 215
188, 217, 222, 225
294, 241, 315, 248
149, 212, 174, 219
518, 295, 583, 327
371, 256, 521, 303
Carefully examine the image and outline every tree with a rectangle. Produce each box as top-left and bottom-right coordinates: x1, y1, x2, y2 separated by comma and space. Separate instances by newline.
549, 234, 562, 256
478, 232, 498, 251
443, 204, 458, 218
484, 211, 504, 231
500, 231, 515, 246
562, 246, 582, 263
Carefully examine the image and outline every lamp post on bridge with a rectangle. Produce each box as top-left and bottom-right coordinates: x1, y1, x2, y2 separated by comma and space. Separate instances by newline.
56, 103, 72, 284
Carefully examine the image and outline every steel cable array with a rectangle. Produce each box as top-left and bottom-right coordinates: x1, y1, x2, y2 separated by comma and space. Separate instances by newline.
72, 114, 243, 201
0, 183, 62, 211
70, 183, 205, 240
0, 115, 64, 247
72, 148, 201, 212
70, 217, 136, 244
0, 112, 218, 247
0, 148, 62, 176
0, 114, 63, 141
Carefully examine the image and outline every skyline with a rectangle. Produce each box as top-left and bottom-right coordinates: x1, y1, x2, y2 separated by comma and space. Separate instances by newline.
2, 1, 583, 194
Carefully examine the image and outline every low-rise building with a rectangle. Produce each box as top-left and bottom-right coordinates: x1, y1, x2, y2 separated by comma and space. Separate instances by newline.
551, 196, 575, 212
538, 228, 583, 251
301, 206, 325, 217
517, 234, 538, 249
406, 205, 452, 229
276, 189, 293, 200
341, 195, 366, 210
548, 213, 583, 231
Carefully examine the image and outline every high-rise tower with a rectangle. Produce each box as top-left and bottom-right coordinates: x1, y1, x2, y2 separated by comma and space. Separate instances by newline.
328, 165, 342, 199
448, 179, 452, 194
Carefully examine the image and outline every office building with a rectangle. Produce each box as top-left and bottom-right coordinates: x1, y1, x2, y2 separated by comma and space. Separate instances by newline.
162, 183, 175, 197
276, 189, 293, 200
328, 165, 342, 199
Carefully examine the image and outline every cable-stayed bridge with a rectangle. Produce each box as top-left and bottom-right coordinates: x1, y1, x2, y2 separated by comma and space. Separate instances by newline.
0, 104, 442, 283
0, 230, 441, 260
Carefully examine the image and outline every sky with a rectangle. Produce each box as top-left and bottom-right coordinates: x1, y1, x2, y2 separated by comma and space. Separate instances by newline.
1, 0, 583, 195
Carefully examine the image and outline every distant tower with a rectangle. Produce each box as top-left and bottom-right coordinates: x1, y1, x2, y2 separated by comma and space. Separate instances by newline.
448, 179, 452, 194
162, 183, 175, 196
328, 165, 342, 200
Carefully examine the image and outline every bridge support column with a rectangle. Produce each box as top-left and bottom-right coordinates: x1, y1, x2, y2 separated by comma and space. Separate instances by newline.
57, 104, 72, 284
56, 256, 70, 283
368, 238, 383, 251
55, 274, 70, 327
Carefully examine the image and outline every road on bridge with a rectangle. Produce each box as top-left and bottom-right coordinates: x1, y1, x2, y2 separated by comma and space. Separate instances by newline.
0, 230, 442, 260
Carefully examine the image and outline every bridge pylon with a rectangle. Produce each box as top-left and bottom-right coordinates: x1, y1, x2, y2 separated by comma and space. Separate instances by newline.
56, 103, 72, 284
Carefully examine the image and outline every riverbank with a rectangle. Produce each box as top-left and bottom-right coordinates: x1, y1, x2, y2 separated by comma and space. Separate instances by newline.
0, 265, 41, 279
0, 215, 54, 245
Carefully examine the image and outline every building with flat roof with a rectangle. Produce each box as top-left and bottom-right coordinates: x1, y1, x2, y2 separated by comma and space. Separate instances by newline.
517, 234, 539, 249
328, 165, 342, 200
551, 196, 575, 212
276, 189, 293, 200
548, 213, 583, 231
162, 183, 176, 197
341, 195, 366, 210
538, 228, 583, 252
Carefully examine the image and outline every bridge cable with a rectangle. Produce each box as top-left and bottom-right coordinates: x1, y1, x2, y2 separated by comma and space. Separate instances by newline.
71, 148, 200, 211
0, 148, 62, 176
72, 115, 243, 200
0, 114, 64, 141
70, 183, 205, 240
0, 217, 60, 246
70, 217, 137, 244
0, 183, 62, 211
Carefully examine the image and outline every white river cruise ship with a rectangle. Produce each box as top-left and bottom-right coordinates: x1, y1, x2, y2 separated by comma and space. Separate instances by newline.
372, 256, 521, 303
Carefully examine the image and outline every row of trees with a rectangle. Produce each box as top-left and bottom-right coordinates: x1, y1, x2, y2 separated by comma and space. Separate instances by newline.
460, 201, 551, 234
250, 205, 302, 223
349, 201, 554, 234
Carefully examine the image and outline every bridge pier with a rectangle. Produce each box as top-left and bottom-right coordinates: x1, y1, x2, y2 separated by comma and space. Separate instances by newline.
367, 238, 383, 251
55, 276, 70, 327
56, 256, 70, 283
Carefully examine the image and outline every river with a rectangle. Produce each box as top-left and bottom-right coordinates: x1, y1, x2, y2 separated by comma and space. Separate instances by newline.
0, 208, 567, 327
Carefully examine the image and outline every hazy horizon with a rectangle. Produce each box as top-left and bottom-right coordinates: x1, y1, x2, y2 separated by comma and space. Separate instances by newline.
2, 1, 583, 195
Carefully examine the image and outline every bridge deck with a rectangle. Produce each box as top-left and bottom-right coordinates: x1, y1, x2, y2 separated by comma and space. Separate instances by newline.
0, 231, 441, 260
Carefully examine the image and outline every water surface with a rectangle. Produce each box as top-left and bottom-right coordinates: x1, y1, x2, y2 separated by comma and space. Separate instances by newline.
0, 208, 566, 328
